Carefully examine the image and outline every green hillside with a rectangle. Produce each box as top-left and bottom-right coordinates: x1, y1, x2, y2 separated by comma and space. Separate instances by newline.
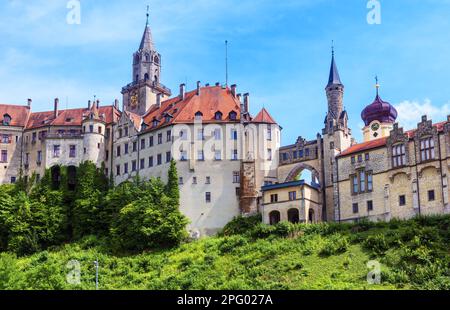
1, 215, 450, 290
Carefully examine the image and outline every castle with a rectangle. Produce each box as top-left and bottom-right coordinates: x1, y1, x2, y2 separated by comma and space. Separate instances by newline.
1, 16, 449, 236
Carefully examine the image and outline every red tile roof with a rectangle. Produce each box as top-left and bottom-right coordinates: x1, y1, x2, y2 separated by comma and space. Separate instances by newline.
142, 85, 243, 131
253, 108, 277, 124
0, 104, 31, 127
339, 121, 447, 157
26, 106, 120, 130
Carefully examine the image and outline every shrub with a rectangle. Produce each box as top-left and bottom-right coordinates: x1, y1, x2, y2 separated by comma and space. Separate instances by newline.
218, 236, 248, 254
220, 214, 262, 236
319, 233, 349, 257
363, 234, 389, 256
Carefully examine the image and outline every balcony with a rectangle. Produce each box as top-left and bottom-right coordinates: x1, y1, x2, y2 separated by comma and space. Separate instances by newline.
44, 132, 82, 140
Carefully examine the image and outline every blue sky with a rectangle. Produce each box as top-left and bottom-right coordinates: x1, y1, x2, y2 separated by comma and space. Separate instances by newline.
1, 0, 450, 144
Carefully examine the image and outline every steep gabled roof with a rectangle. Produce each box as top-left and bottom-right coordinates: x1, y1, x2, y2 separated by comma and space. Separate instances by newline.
253, 108, 277, 124
327, 53, 343, 86
0, 104, 31, 127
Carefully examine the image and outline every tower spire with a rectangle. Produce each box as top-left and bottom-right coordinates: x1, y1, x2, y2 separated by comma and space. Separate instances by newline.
139, 6, 154, 51
327, 43, 343, 87
375, 75, 380, 97
146, 5, 149, 27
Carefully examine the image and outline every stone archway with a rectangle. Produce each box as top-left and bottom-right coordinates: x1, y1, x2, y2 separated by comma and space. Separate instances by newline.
285, 163, 321, 185
308, 209, 316, 224
288, 208, 300, 224
269, 211, 281, 225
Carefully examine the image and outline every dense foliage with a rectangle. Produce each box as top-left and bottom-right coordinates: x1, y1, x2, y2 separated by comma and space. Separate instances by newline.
1, 214, 449, 290
0, 160, 188, 256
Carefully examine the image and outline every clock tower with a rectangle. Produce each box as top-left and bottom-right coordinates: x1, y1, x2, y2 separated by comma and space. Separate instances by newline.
121, 9, 171, 115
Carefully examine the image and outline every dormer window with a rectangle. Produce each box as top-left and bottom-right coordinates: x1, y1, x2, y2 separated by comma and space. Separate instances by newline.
152, 118, 159, 128
2, 114, 11, 126
195, 112, 203, 121
229, 111, 237, 121
214, 111, 223, 121
164, 113, 173, 123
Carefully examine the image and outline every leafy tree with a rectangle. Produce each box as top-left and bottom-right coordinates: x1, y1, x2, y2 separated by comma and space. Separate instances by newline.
165, 159, 180, 203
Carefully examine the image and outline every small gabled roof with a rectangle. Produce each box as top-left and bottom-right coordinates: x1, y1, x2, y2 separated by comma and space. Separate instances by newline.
253, 108, 277, 124
0, 104, 31, 127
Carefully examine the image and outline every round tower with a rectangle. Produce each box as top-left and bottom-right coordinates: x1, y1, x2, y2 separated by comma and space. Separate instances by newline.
82, 100, 106, 166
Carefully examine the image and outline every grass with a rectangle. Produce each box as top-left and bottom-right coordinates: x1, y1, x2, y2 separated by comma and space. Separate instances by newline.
1, 215, 450, 290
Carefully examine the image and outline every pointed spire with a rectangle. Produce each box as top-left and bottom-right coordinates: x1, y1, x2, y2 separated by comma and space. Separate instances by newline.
139, 6, 154, 51
327, 42, 343, 87
375, 75, 380, 97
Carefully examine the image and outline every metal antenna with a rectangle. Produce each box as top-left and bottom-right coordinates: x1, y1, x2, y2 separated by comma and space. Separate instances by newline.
225, 40, 228, 87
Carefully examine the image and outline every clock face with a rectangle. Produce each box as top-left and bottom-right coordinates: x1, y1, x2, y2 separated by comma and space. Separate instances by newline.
371, 123, 380, 131
130, 91, 138, 108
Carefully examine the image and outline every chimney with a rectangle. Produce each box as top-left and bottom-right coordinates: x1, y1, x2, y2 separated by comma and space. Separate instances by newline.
231, 84, 237, 98
96, 100, 100, 109
243, 93, 250, 114
114, 99, 119, 110
196, 81, 201, 96
179, 83, 186, 100
88, 100, 91, 109
237, 93, 242, 103
205, 83, 210, 87
27, 99, 32, 107
156, 93, 162, 108
54, 98, 59, 118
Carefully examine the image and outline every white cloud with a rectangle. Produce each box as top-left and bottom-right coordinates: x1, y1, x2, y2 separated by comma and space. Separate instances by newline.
395, 99, 450, 129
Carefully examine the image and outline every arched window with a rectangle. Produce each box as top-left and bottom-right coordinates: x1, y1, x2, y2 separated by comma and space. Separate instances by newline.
154, 55, 160, 64
269, 211, 281, 225
154, 75, 158, 84
288, 209, 300, 224
134, 55, 140, 64
229, 111, 237, 121
214, 111, 223, 121
51, 166, 61, 190
195, 111, 203, 120
145, 53, 150, 62
2, 114, 12, 126
144, 73, 149, 81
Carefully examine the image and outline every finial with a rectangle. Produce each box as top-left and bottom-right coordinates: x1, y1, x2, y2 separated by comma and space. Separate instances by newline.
331, 40, 334, 57
146, 5, 150, 26
375, 75, 380, 96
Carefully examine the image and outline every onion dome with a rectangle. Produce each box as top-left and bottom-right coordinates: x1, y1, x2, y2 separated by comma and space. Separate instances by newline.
361, 78, 398, 126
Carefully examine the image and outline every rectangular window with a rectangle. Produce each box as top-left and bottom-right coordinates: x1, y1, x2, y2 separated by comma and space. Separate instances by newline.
141, 139, 145, 150
116, 165, 121, 176
11, 176, 16, 184
428, 190, 435, 201
132, 160, 137, 172
105, 150, 109, 161
1, 134, 10, 144
282, 153, 288, 161
352, 175, 358, 194
157, 154, 162, 165
98, 126, 102, 134
124, 127, 129, 137
117, 145, 121, 157
392, 144, 406, 168
352, 203, 359, 214
233, 171, 240, 184
179, 177, 184, 185
149, 156, 154, 168
289, 191, 297, 201
214, 150, 222, 161
193, 177, 197, 185
270, 194, 278, 203
180, 151, 188, 161
367, 200, 373, 212
197, 150, 204, 161
53, 145, 60, 158
166, 151, 171, 163
124, 163, 129, 174
132, 141, 137, 152
351, 156, 356, 164
305, 148, 310, 157
420, 137, 435, 161
293, 151, 298, 159
89, 125, 94, 133
206, 176, 211, 184
330, 142, 335, 150
268, 149, 272, 161
25, 153, 29, 165
37, 151, 42, 164
180, 130, 187, 141
399, 195, 406, 206
267, 125, 272, 141
232, 149, 238, 161
140, 158, 145, 170
69, 145, 76, 158
359, 171, 366, 192
158, 133, 162, 144
231, 129, 238, 140
365, 153, 370, 161
299, 150, 304, 158
214, 128, 221, 140
124, 143, 129, 154
358, 154, 363, 163
149, 136, 154, 147
118, 129, 123, 138
205, 192, 211, 203
167, 130, 171, 142
197, 129, 204, 141
367, 172, 373, 192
